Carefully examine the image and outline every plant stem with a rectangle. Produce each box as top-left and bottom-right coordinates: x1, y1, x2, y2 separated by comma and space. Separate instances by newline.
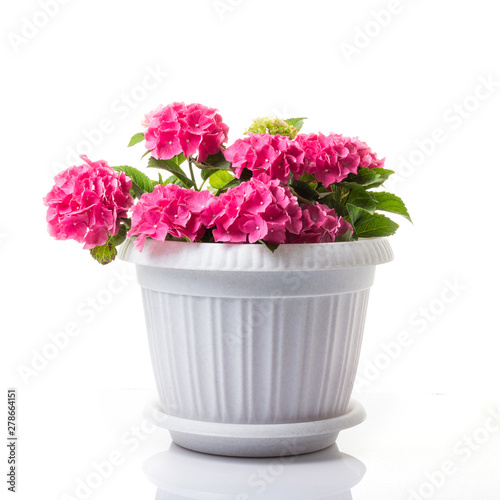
188, 157, 198, 191
289, 187, 312, 205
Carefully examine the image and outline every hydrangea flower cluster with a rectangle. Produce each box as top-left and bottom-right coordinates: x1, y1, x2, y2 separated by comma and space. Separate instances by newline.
350, 136, 386, 169
202, 178, 303, 244
128, 184, 214, 251
288, 202, 352, 244
224, 133, 305, 184
144, 102, 229, 162
43, 156, 133, 249
296, 133, 385, 187
245, 117, 299, 139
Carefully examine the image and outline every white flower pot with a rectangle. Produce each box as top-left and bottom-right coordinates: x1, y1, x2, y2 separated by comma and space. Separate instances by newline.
120, 238, 393, 457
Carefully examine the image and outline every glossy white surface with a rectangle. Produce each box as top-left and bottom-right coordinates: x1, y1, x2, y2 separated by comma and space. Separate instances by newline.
144, 443, 366, 499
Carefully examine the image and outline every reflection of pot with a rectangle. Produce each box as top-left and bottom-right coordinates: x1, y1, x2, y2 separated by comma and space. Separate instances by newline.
122, 238, 393, 457
144, 443, 366, 500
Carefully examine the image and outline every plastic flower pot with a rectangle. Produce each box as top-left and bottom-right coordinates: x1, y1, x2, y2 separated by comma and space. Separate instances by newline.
120, 237, 393, 457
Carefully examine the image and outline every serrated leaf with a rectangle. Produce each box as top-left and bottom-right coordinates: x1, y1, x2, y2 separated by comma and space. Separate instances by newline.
346, 202, 370, 225
355, 213, 399, 238
346, 185, 378, 213
344, 167, 394, 188
209, 170, 235, 189
371, 192, 412, 222
148, 157, 194, 188
128, 132, 145, 147
89, 225, 127, 265
90, 242, 117, 265
112, 165, 155, 197
284, 117, 307, 132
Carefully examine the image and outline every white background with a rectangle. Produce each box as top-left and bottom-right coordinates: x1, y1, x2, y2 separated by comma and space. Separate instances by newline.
2, 0, 500, 499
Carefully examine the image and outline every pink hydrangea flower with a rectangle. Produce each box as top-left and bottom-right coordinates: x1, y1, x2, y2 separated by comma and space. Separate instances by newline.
43, 156, 134, 249
144, 102, 229, 162
204, 178, 302, 244
296, 133, 384, 186
141, 104, 164, 128
349, 136, 386, 169
287, 202, 352, 243
128, 184, 214, 250
224, 133, 305, 183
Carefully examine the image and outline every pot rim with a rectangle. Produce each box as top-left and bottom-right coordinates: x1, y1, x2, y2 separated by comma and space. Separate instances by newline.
119, 237, 393, 272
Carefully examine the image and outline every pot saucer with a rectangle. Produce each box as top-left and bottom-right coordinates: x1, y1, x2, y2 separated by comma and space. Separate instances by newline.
146, 399, 366, 458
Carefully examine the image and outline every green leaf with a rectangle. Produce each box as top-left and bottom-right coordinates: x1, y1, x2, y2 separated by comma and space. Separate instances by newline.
209, 170, 235, 189
148, 157, 194, 188
299, 173, 316, 183
335, 227, 353, 242
128, 132, 145, 147
111, 224, 128, 246
355, 213, 399, 238
112, 165, 155, 197
260, 240, 280, 253
346, 185, 378, 213
142, 150, 151, 159
164, 175, 186, 186
371, 192, 412, 222
196, 150, 231, 170
169, 152, 187, 166
290, 180, 320, 202
343, 167, 394, 188
90, 242, 117, 265
216, 178, 241, 194
89, 225, 128, 265
284, 117, 307, 132
200, 168, 218, 181
346, 202, 370, 225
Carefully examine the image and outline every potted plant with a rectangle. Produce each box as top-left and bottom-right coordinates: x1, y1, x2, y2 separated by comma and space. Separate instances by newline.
44, 102, 410, 457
